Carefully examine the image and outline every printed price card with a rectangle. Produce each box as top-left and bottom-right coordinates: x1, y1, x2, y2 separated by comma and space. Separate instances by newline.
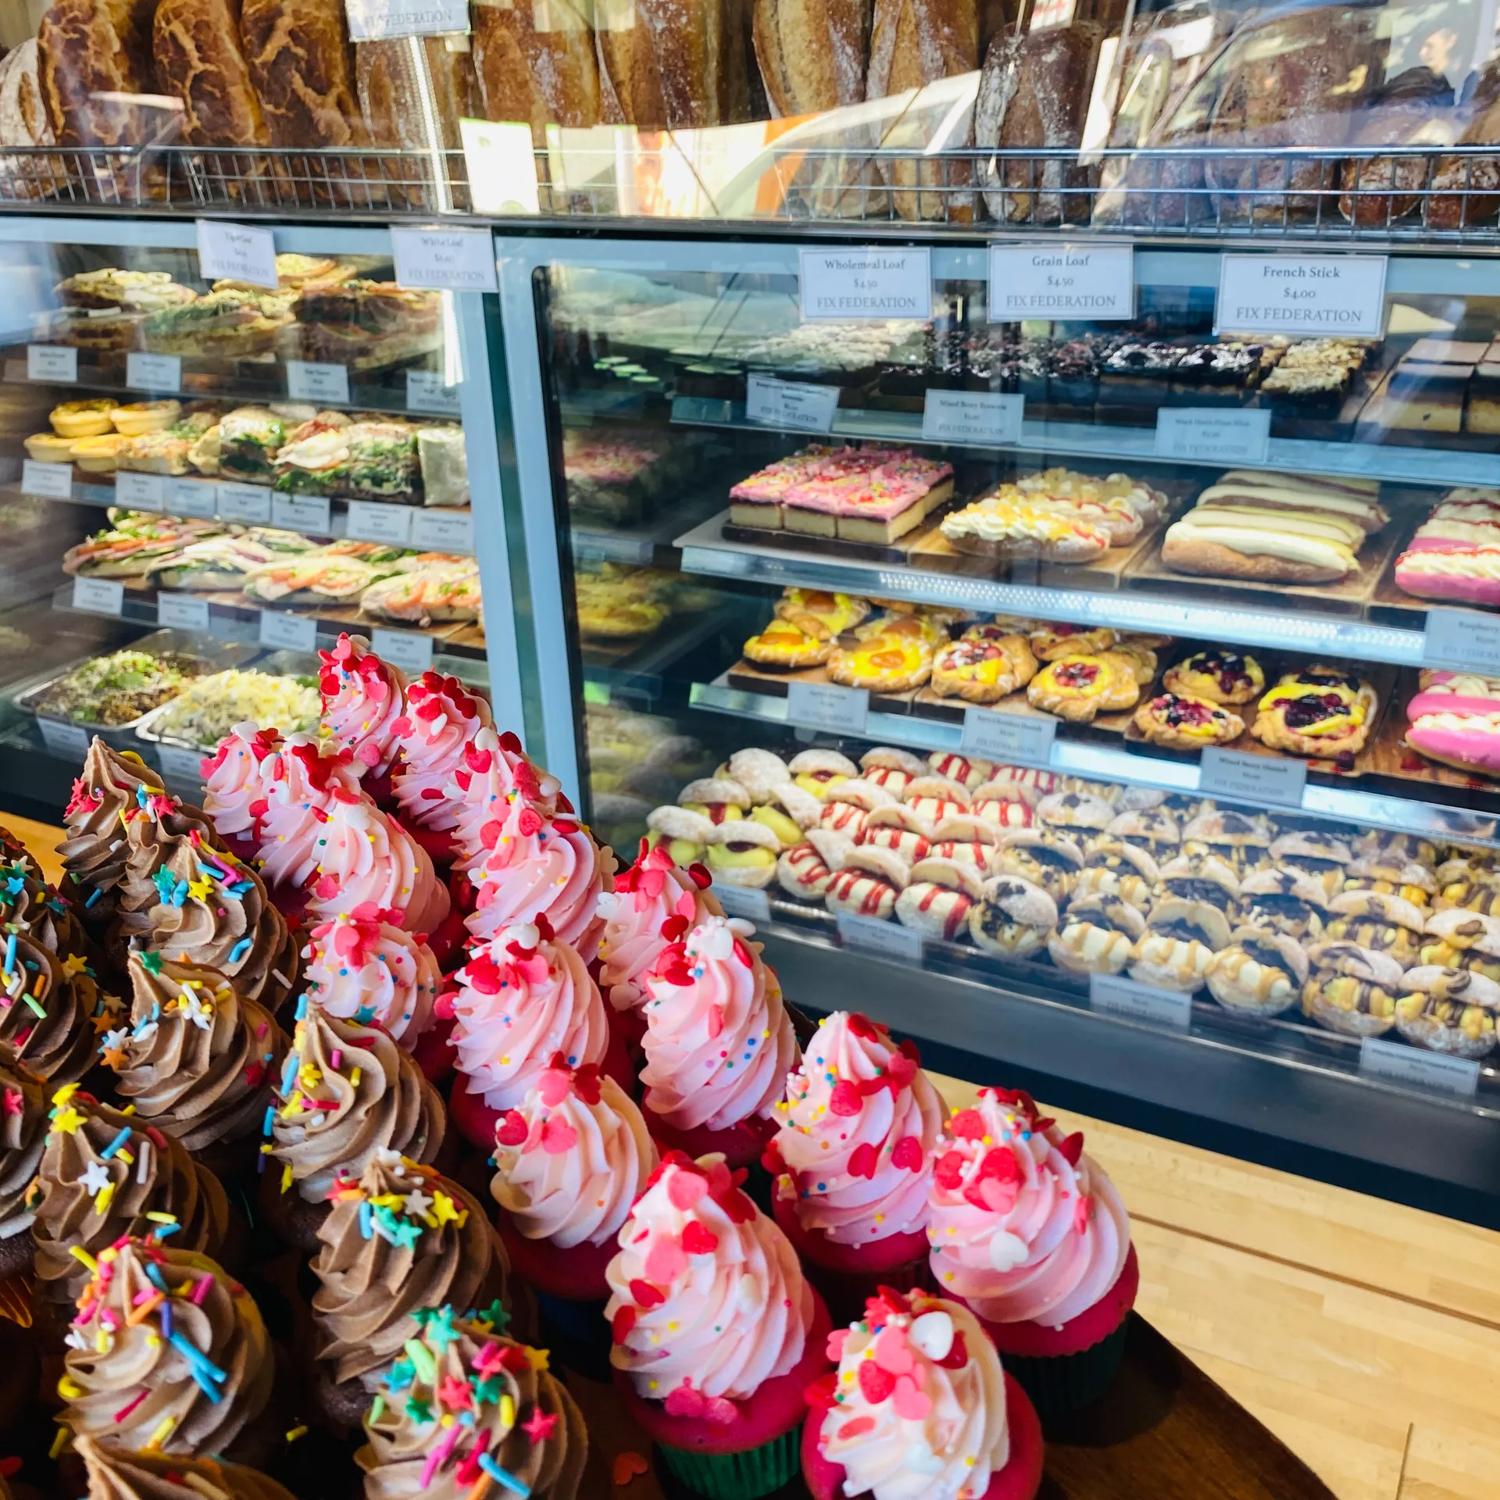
1216, 253, 1388, 339
286, 360, 350, 405
410, 509, 473, 552
72, 577, 123, 616
157, 592, 210, 633
922, 390, 1024, 446
21, 460, 71, 499
407, 370, 462, 416
1089, 974, 1192, 1030
800, 248, 931, 321
715, 884, 771, 924
961, 710, 1056, 765
370, 627, 435, 674
347, 500, 413, 546
837, 914, 924, 963
115, 472, 164, 511
217, 482, 272, 525
26, 345, 77, 383
1359, 1037, 1479, 1097
1156, 408, 1271, 466
126, 353, 182, 393
391, 226, 497, 292
259, 610, 317, 653
1199, 747, 1307, 809
1422, 608, 1500, 675
196, 220, 277, 289
272, 494, 332, 535
165, 478, 218, 518
785, 681, 869, 736
38, 718, 90, 758
346, 0, 469, 42
989, 243, 1134, 321
746, 374, 839, 434
156, 742, 207, 785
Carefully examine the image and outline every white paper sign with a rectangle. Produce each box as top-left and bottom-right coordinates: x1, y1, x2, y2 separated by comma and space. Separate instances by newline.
785, 681, 869, 736
126, 353, 182, 393
165, 477, 218, 518
1422, 608, 1500, 675
410, 508, 473, 553
745, 374, 839, 434
26, 345, 77, 383
115, 471, 164, 511
286, 361, 351, 405
156, 742, 207, 784
460, 118, 540, 215
21, 460, 71, 499
371, 627, 435, 674
1199, 747, 1307, 810
1358, 1037, 1480, 1097
217, 482, 272, 524
38, 718, 90, 758
347, 500, 413, 546
71, 577, 123, 616
714, 884, 770, 924
837, 913, 925, 963
196, 220, 278, 289
989, 243, 1135, 321
391, 226, 497, 292
157, 592, 210, 632
1155, 408, 1271, 466
345, 0, 468, 42
1089, 973, 1192, 1030
272, 494, 332, 535
961, 710, 1057, 766
922, 390, 1024, 446
1217, 253, 1388, 338
799, 248, 931, 321
407, 370, 462, 416
259, 610, 317, 652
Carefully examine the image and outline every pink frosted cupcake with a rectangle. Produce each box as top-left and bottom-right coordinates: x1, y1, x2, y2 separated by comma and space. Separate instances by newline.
232, 735, 362, 894
445, 916, 626, 1150
640, 914, 799, 1171
445, 726, 564, 872
606, 1150, 831, 1499
802, 1288, 1043, 1500
318, 633, 408, 804
927, 1086, 1137, 1417
200, 722, 284, 862
766, 1010, 942, 1320
389, 670, 493, 862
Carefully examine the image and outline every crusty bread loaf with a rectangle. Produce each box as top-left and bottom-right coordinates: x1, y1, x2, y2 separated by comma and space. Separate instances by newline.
38, 0, 155, 147
359, 35, 477, 150
1337, 77, 1457, 228
153, 0, 269, 148
240, 0, 367, 151
752, 0, 870, 117
0, 39, 59, 200
597, 0, 753, 128
1428, 61, 1500, 230
472, 0, 598, 143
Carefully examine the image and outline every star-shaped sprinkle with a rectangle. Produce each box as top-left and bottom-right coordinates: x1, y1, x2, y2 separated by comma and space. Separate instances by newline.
521, 1406, 558, 1443
139, 951, 163, 975
1, 1087, 21, 1116
524, 1346, 550, 1372
402, 1188, 433, 1220
469, 1298, 511, 1333
403, 1396, 432, 1423
78, 1160, 112, 1194
469, 1374, 501, 1407
61, 953, 89, 976
425, 1306, 458, 1348
431, 1190, 461, 1227
50, 1105, 85, 1135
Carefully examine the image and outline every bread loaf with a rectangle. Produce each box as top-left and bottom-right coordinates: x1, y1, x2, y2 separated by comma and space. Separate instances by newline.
153, 0, 269, 148
472, 0, 599, 142
359, 35, 477, 151
597, 0, 753, 128
1428, 61, 1500, 230
1337, 74, 1457, 228
0, 39, 59, 200
752, 0, 870, 117
37, 0, 155, 147
240, 0, 367, 152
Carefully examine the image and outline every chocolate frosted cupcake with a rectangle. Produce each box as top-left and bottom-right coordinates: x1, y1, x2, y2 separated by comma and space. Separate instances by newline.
0, 1045, 44, 1319
31, 1085, 229, 1310
357, 1304, 587, 1499
0, 849, 97, 971
75, 1435, 295, 1500
61, 1239, 274, 1463
0, 928, 116, 1087
59, 741, 166, 926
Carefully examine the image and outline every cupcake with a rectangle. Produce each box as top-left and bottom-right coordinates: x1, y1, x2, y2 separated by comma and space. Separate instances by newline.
0, 847, 97, 972
59, 740, 166, 926
390, 670, 494, 860
201, 723, 285, 861
802, 1289, 1043, 1500
75, 1435, 294, 1500
302, 907, 440, 1053
356, 1303, 587, 1497
606, 1151, 831, 1500
234, 735, 363, 893
766, 1011, 942, 1319
640, 915, 799, 1170
0, 926, 106, 1085
445, 726, 565, 871
0, 1046, 44, 1324
318, 633, 409, 802
927, 1087, 1137, 1416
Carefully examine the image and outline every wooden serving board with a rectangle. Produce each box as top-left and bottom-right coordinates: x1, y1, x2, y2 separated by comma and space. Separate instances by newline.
906, 517, 1166, 594
1359, 668, 1500, 814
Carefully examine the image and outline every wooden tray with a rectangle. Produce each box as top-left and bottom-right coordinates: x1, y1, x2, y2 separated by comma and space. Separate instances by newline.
906, 516, 1167, 594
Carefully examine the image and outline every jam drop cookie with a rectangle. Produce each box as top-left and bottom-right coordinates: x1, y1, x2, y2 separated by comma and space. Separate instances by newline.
1207, 928, 1308, 1017
1394, 966, 1500, 1057
777, 830, 853, 902
967, 874, 1058, 957
824, 845, 909, 921
896, 857, 986, 941
1302, 941, 1404, 1037
1028, 653, 1139, 722
1129, 898, 1231, 991
789, 749, 857, 800
1163, 649, 1265, 705
1133, 692, 1244, 750
743, 619, 833, 668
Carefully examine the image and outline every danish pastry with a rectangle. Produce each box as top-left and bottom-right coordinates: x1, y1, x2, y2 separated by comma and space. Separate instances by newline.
854, 612, 949, 649
743, 619, 833, 668
826, 637, 932, 691
967, 874, 1059, 957
930, 631, 1037, 704
1048, 895, 1145, 976
1394, 965, 1500, 1057
1027, 654, 1139, 722
773, 588, 870, 639
1133, 692, 1244, 750
1251, 670, 1376, 759
896, 857, 986, 941
1206, 929, 1308, 1016
1028, 623, 1117, 661
1163, 649, 1265, 705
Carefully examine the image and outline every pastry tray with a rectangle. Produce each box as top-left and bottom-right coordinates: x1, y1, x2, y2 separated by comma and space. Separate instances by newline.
132, 648, 322, 755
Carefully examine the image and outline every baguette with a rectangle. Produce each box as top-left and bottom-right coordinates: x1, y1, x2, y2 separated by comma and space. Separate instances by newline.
752, 0, 870, 117
472, 0, 599, 142
38, 0, 155, 147
152, 0, 270, 148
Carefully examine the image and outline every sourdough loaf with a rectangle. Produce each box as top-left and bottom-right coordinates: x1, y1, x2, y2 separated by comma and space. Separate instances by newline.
153, 0, 269, 148
37, 0, 155, 147
240, 0, 367, 152
1337, 71, 1458, 228
0, 38, 57, 200
359, 35, 477, 151
596, 0, 752, 129
472, 0, 599, 142
752, 0, 870, 117
1428, 60, 1500, 230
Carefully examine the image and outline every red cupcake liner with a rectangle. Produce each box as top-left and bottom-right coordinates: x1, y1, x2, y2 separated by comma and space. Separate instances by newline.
495, 1214, 617, 1303
410, 1014, 455, 1085
643, 1106, 776, 1173
976, 1243, 1140, 1360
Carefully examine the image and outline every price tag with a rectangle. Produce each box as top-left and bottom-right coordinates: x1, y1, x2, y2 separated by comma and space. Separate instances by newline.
157, 592, 210, 632
165, 477, 218, 518
1358, 1037, 1480, 1097
1199, 747, 1307, 810
125, 353, 182, 393
259, 610, 317, 652
961, 710, 1057, 766
347, 500, 413, 546
745, 374, 839, 434
21, 460, 71, 499
410, 508, 473, 553
1089, 974, 1192, 1030
922, 389, 1024, 446
1216, 253, 1388, 339
837, 913, 925, 963
785, 681, 868, 736
71, 577, 124, 616
345, 0, 469, 41
272, 494, 332, 535
217, 482, 272, 524
195, 219, 278, 289
1155, 408, 1271, 466
407, 370, 462, 416
391, 226, 497, 292
156, 742, 207, 784
286, 360, 350, 405
799, 247, 931, 322
714, 884, 770, 924
115, 471, 164, 511
460, 118, 540, 215
988, 243, 1135, 321
37, 718, 90, 758
26, 345, 77, 383
371, 627, 434, 674
1421, 607, 1500, 674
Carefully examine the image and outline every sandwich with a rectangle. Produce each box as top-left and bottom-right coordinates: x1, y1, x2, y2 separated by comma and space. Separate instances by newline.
55, 268, 196, 313
293, 280, 442, 370
415, 425, 468, 508
273, 416, 419, 501
140, 288, 295, 358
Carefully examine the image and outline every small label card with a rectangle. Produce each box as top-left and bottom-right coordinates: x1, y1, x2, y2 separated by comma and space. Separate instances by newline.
961, 709, 1057, 766
1422, 607, 1500, 675
370, 626, 435, 674
785, 681, 869, 736
196, 219, 277, 289
165, 477, 218, 518
21, 460, 71, 499
347, 500, 414, 546
459, 118, 540, 215
799, 247, 931, 322
38, 718, 90, 759
157, 591, 210, 632
989, 243, 1135, 321
745, 374, 839, 434
1216, 253, 1388, 339
115, 471, 164, 511
71, 577, 123, 616
345, 0, 469, 41
391, 225, 497, 292
922, 389, 1024, 446
1359, 1037, 1480, 1097
410, 508, 473, 552
837, 913, 924, 963
126, 353, 182, 393
259, 610, 317, 652
1199, 747, 1307, 809
286, 360, 350, 405
1156, 408, 1271, 466
714, 884, 771, 925
156, 742, 207, 785
217, 482, 272, 525
407, 370, 462, 416
26, 344, 77, 383
1089, 973, 1192, 1030
272, 494, 332, 535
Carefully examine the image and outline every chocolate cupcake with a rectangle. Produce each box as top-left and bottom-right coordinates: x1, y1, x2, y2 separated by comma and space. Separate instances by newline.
74, 1435, 294, 1500
0, 1045, 44, 1316
0, 927, 107, 1087
58, 740, 166, 926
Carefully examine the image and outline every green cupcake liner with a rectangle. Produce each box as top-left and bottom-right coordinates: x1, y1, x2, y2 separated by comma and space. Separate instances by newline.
1001, 1319, 1129, 1422
656, 1423, 801, 1500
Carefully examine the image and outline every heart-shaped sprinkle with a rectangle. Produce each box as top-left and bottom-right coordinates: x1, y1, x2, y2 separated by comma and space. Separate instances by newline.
644, 1238, 688, 1285
908, 1310, 954, 1362
536, 1068, 571, 1109
857, 1360, 895, 1404
949, 1108, 985, 1140
666, 1168, 708, 1211
873, 1325, 914, 1376
495, 1110, 528, 1147
681, 1221, 718, 1255
848, 1143, 879, 1180
628, 1279, 664, 1308
987, 1229, 1029, 1272
891, 1374, 931, 1420
890, 1135, 924, 1172
612, 1451, 648, 1486
611, 1306, 637, 1345
540, 1117, 577, 1155
828, 1080, 863, 1117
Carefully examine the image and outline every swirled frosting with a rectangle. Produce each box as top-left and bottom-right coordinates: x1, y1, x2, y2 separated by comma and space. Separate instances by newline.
115, 789, 228, 929
32, 1085, 229, 1308
60, 740, 166, 914
768, 1011, 942, 1248
267, 1006, 444, 1203
357, 1305, 586, 1500
597, 842, 721, 1013
445, 727, 564, 872
312, 1153, 514, 1390
62, 1240, 272, 1461
0, 927, 105, 1085
640, 916, 798, 1134
817, 1290, 1009, 1500
492, 1062, 657, 1249
104, 951, 286, 1152
201, 723, 284, 843
243, 737, 364, 891
76, 1435, 294, 1500
391, 671, 493, 830
0, 851, 94, 965
302, 907, 438, 1045
449, 919, 610, 1111
319, 633, 409, 780
927, 1087, 1131, 1328
605, 1151, 813, 1402
0, 1043, 45, 1241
